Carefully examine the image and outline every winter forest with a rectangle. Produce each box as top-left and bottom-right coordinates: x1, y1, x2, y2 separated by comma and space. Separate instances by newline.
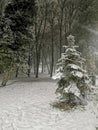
0, 0, 98, 130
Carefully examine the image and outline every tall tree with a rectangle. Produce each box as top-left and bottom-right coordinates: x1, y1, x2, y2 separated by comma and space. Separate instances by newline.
47, 1, 57, 77
0, 0, 36, 86
57, 0, 67, 57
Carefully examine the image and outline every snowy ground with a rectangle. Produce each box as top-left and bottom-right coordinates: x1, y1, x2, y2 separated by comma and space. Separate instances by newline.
0, 75, 98, 130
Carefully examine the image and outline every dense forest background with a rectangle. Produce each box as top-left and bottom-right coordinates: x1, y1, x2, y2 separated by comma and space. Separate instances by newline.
0, 0, 98, 86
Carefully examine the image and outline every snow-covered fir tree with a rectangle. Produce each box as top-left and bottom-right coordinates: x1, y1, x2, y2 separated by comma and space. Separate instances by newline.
53, 35, 91, 105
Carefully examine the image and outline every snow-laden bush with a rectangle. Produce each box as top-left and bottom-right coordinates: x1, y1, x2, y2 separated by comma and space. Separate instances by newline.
53, 35, 91, 105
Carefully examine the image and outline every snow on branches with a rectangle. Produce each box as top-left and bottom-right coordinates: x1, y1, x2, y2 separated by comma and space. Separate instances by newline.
53, 35, 91, 105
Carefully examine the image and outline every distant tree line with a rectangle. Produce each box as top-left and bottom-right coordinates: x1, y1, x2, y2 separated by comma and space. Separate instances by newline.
0, 0, 98, 86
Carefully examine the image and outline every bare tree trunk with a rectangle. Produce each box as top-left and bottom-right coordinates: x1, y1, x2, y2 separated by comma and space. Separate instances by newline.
34, 11, 43, 78
33, 51, 36, 75
59, 7, 64, 57
41, 51, 44, 73
15, 66, 19, 78
27, 56, 31, 78
1, 64, 12, 87
44, 55, 50, 74
27, 43, 32, 78
50, 23, 54, 77
41, 6, 47, 73
35, 46, 40, 78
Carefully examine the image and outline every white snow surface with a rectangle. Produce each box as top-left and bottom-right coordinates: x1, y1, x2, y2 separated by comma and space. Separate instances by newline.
0, 75, 98, 130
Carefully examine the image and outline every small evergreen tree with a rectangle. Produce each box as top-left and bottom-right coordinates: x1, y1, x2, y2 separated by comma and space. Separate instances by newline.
53, 35, 91, 105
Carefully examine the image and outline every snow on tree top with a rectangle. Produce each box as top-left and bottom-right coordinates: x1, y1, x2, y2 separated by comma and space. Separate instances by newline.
67, 35, 75, 46
63, 45, 79, 49
67, 64, 80, 70
71, 71, 83, 78
66, 48, 76, 53
67, 64, 86, 73
65, 48, 81, 56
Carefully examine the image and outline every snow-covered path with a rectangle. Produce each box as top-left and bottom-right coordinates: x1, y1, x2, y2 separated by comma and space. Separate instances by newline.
0, 76, 97, 130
